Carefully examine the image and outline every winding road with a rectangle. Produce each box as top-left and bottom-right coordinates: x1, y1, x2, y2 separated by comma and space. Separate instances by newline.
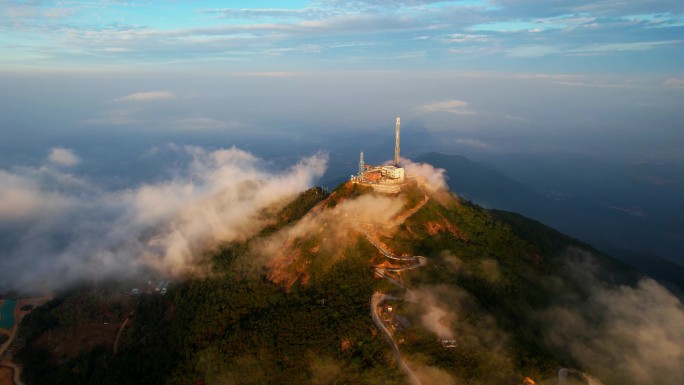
353, 193, 430, 385
371, 292, 422, 385
360, 194, 605, 385
113, 310, 134, 355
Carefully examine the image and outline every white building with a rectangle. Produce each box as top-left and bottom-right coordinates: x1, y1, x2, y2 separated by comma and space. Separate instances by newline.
380, 165, 405, 181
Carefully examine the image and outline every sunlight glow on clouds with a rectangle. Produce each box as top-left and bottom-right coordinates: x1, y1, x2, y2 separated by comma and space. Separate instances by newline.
417, 100, 475, 115
0, 145, 328, 291
664, 78, 684, 87
48, 147, 80, 167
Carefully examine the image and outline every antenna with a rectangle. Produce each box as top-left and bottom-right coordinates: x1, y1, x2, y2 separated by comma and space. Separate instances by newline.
394, 117, 401, 166
359, 150, 365, 175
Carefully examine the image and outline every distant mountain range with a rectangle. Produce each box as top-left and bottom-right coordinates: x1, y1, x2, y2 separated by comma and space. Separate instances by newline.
416, 152, 683, 293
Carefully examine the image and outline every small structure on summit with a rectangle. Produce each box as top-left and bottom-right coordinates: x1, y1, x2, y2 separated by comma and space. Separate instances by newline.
351, 117, 407, 193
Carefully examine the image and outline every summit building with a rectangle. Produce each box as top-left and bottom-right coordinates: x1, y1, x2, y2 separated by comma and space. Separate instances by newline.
351, 117, 407, 193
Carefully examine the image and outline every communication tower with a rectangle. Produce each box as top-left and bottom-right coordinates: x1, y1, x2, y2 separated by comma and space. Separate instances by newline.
358, 150, 365, 175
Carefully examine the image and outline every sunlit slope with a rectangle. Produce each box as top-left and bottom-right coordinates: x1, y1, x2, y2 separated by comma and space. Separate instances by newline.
17, 179, 680, 385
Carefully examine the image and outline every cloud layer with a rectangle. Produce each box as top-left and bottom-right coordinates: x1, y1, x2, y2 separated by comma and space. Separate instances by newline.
1, 0, 683, 72
0, 145, 327, 292
416, 100, 475, 115
117, 91, 175, 102
540, 249, 684, 385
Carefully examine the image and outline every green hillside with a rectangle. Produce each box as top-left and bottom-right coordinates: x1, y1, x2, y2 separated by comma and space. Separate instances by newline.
16, 181, 647, 385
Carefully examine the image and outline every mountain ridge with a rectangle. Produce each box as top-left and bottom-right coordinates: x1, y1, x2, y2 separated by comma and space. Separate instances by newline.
13, 176, 681, 385
416, 151, 683, 290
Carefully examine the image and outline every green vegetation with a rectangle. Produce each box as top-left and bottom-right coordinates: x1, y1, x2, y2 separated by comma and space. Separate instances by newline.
261, 187, 329, 235
16, 183, 636, 385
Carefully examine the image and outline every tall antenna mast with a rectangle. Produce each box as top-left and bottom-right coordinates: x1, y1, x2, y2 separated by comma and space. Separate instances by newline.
358, 150, 365, 175
394, 117, 401, 166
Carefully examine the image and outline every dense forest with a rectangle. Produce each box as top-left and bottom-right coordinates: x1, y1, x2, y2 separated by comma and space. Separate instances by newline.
16, 182, 637, 384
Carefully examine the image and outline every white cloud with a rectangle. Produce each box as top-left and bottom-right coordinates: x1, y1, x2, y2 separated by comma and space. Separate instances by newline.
540, 249, 684, 385
235, 72, 295, 77
0, 146, 327, 292
117, 91, 175, 102
454, 138, 491, 149
416, 99, 475, 115
506, 44, 562, 57
48, 147, 81, 166
402, 159, 448, 194
664, 78, 684, 87
0, 170, 75, 221
2, 0, 684, 72
503, 114, 529, 122
447, 33, 489, 43
553, 80, 637, 88
572, 40, 682, 54
508, 40, 682, 58
168, 117, 241, 131
81, 109, 136, 126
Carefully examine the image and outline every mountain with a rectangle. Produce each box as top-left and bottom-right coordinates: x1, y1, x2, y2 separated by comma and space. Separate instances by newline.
479, 153, 684, 264
14, 178, 682, 385
417, 152, 684, 288
608, 249, 684, 295
414, 152, 555, 216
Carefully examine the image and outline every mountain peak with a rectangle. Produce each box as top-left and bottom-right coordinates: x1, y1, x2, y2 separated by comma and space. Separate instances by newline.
14, 164, 682, 385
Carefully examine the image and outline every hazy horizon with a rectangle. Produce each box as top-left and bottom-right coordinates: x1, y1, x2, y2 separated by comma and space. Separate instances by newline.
2, 0, 683, 164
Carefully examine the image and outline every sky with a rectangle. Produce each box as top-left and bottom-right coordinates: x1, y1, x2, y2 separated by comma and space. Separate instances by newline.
2, 0, 684, 73
1, 1, 682, 161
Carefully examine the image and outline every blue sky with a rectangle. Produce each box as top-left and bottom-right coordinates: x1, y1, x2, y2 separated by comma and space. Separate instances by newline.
2, 0, 684, 72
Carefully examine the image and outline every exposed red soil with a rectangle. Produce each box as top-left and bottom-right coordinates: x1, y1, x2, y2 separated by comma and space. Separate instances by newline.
0, 366, 14, 385
267, 238, 311, 291
423, 214, 466, 240
375, 260, 403, 270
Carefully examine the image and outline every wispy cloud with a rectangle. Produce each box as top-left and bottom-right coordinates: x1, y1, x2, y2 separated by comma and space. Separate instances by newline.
202, 7, 330, 21
1, 1, 683, 73
455, 138, 491, 149
572, 40, 683, 54
503, 114, 528, 122
81, 110, 136, 126
446, 33, 490, 43
553, 80, 639, 88
416, 99, 475, 115
540, 248, 684, 385
168, 117, 241, 131
116, 91, 174, 102
506, 45, 562, 57
664, 77, 684, 87
235, 71, 295, 77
